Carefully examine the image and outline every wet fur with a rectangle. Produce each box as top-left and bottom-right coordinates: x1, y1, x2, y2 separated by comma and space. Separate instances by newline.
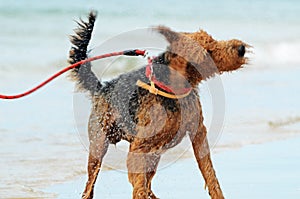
69, 11, 248, 199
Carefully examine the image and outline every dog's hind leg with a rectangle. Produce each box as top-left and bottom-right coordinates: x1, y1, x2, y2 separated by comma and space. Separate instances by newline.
189, 124, 224, 199
82, 117, 109, 199
127, 143, 160, 199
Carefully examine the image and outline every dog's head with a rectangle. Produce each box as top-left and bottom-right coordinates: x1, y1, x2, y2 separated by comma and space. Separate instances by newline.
183, 30, 250, 72
154, 26, 249, 86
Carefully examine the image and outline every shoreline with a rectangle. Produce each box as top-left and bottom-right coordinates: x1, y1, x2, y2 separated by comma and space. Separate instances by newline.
0, 65, 299, 198
45, 134, 300, 198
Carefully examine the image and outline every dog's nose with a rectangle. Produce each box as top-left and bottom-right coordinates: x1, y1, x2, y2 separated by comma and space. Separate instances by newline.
238, 45, 246, 57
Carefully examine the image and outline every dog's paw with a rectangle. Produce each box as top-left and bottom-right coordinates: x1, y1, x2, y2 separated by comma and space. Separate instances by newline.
148, 190, 159, 199
133, 188, 159, 199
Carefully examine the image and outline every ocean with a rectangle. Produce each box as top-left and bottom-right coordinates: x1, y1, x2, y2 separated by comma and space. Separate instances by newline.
1, 0, 300, 73
0, 0, 299, 198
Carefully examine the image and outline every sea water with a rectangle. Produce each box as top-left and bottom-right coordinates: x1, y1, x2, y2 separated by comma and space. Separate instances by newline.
0, 0, 299, 197
1, 0, 300, 73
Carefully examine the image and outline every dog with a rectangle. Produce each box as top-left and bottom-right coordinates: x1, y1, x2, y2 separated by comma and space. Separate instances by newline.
68, 11, 249, 199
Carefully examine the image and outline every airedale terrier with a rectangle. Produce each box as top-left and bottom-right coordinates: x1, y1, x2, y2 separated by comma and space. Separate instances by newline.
69, 11, 249, 199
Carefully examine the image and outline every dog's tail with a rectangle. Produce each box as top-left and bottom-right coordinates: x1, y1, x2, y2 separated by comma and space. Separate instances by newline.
68, 11, 101, 95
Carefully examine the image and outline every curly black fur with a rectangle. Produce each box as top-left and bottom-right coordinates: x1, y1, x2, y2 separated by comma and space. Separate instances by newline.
68, 12, 192, 140
68, 11, 101, 94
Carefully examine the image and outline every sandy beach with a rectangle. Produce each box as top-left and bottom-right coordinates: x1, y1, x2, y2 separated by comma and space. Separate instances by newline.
1, 65, 299, 198
46, 136, 300, 199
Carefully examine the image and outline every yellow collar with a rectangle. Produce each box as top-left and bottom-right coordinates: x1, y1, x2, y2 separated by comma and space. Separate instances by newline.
136, 80, 192, 99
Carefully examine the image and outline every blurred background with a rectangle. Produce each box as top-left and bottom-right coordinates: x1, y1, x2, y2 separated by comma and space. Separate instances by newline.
0, 0, 299, 198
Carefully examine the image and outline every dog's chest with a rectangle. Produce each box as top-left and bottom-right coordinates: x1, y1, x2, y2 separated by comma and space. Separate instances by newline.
134, 94, 202, 151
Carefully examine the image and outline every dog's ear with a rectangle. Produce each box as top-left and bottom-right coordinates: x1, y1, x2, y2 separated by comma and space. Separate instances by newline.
153, 26, 217, 77
182, 30, 217, 53
153, 26, 181, 44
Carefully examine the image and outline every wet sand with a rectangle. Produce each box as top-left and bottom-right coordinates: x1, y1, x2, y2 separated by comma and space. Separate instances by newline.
1, 65, 299, 198
46, 136, 300, 198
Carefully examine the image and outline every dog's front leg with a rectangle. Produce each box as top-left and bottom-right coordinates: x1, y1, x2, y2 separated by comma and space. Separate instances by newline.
189, 125, 225, 199
127, 141, 160, 199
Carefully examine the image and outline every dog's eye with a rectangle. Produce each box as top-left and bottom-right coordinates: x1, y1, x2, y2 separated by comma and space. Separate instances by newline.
237, 45, 245, 57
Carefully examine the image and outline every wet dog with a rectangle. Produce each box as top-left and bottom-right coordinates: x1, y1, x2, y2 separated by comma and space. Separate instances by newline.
68, 11, 249, 199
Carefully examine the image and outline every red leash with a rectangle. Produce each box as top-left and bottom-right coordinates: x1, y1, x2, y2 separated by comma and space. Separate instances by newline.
0, 49, 146, 100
